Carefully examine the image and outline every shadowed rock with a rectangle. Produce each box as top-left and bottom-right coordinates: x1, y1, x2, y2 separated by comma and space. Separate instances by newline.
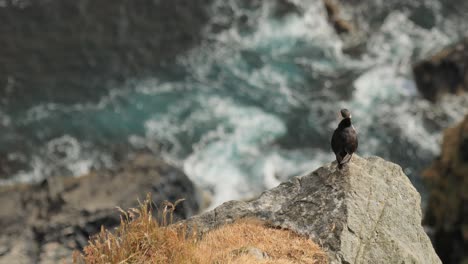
184, 155, 441, 264
413, 39, 468, 102
323, 0, 354, 35
423, 115, 468, 264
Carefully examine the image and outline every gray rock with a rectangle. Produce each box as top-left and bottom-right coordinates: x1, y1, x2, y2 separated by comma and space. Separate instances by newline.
184, 155, 441, 264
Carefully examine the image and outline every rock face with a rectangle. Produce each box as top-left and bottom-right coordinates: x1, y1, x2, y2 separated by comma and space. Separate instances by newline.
184, 155, 441, 264
0, 154, 200, 264
423, 115, 468, 264
413, 39, 468, 102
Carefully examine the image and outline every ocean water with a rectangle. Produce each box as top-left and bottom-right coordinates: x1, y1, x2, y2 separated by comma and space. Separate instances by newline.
1, 0, 467, 208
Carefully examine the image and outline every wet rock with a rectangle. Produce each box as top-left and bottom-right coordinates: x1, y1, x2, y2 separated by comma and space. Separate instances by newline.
184, 155, 441, 264
0, 154, 200, 264
323, 0, 354, 35
207, 0, 303, 36
423, 115, 468, 264
320, 0, 369, 59
272, 0, 303, 18
413, 39, 468, 102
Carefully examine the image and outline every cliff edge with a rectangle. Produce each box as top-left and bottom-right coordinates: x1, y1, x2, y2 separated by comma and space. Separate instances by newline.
184, 155, 441, 264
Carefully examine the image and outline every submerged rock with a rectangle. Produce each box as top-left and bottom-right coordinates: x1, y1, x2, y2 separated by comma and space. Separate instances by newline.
413, 38, 468, 102
323, 0, 354, 35
184, 155, 441, 264
272, 0, 303, 18
423, 115, 468, 264
0, 154, 200, 264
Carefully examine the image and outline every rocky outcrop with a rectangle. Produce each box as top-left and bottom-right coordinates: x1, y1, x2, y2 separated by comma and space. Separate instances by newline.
0, 154, 200, 264
184, 155, 441, 264
413, 39, 468, 102
423, 115, 468, 264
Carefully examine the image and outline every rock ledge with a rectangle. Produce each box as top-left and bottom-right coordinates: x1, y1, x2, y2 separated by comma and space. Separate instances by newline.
185, 155, 441, 264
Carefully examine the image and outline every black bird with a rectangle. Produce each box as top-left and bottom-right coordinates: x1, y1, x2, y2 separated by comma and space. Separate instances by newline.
331, 109, 358, 169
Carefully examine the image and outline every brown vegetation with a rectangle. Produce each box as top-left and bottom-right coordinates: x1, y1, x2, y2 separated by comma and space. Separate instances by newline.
193, 218, 327, 264
75, 196, 327, 264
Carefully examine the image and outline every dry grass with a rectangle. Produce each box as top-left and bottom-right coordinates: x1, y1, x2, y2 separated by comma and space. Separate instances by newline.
193, 219, 327, 264
75, 195, 327, 264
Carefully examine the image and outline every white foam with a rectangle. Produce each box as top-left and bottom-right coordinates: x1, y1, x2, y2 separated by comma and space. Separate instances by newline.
367, 11, 450, 65
0, 135, 112, 186
143, 96, 288, 208
262, 149, 332, 189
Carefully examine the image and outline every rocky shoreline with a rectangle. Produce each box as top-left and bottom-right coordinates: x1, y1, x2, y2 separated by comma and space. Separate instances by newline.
0, 154, 201, 264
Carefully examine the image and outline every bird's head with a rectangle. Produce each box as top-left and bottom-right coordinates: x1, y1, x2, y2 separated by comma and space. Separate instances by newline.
340, 109, 351, 119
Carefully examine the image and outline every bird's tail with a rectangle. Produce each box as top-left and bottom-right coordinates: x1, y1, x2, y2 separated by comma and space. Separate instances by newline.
339, 153, 352, 167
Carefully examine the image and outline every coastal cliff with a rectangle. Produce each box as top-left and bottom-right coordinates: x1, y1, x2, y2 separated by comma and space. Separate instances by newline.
78, 155, 441, 263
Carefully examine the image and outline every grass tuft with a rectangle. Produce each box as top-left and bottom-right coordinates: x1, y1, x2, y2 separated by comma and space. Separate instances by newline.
75, 194, 328, 264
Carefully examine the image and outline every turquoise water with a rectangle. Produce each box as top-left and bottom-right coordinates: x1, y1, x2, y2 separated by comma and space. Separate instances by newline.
1, 1, 468, 208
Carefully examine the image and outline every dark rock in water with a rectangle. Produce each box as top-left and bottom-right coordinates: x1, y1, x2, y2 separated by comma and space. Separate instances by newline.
423, 115, 468, 264
0, 156, 29, 180
413, 39, 468, 102
183, 155, 441, 264
320, 0, 371, 60
323, 0, 354, 35
272, 0, 303, 18
0, 154, 200, 264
